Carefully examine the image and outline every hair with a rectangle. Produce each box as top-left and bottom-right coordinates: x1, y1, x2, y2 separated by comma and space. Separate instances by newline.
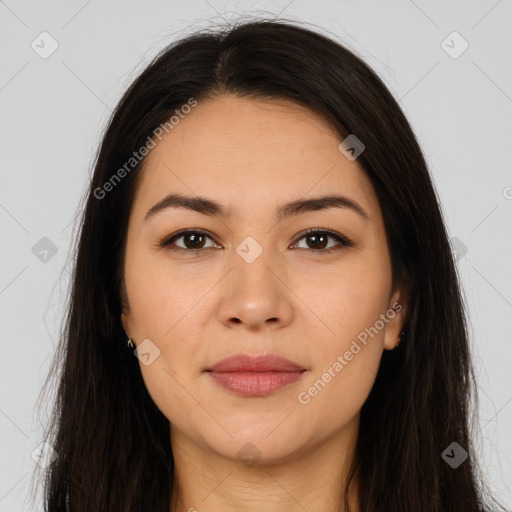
31, 17, 506, 512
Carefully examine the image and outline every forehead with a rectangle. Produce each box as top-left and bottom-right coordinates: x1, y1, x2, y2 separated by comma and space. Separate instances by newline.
132, 95, 379, 224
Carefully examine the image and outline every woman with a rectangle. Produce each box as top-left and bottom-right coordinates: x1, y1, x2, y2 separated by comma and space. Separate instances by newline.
32, 18, 505, 512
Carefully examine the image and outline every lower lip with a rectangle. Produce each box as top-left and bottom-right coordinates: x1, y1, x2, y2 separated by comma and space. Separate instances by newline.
206, 371, 305, 397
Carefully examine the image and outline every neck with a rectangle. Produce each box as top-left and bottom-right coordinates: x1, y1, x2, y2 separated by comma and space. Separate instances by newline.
169, 416, 360, 512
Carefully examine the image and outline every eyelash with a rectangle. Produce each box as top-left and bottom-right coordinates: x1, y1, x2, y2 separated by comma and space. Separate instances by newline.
158, 228, 353, 255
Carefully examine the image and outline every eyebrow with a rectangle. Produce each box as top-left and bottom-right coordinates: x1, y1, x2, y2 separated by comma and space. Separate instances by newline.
144, 193, 370, 222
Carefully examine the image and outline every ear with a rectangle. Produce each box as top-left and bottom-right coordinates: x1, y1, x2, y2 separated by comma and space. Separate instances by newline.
120, 312, 129, 334
119, 278, 130, 335
383, 285, 408, 351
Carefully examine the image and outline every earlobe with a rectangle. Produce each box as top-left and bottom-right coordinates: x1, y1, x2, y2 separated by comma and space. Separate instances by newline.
120, 312, 128, 334
383, 287, 408, 350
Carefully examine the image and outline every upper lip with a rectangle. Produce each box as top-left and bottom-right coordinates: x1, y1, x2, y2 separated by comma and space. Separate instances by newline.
205, 354, 306, 372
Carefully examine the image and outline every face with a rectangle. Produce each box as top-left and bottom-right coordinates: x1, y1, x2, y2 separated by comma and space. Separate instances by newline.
120, 94, 406, 464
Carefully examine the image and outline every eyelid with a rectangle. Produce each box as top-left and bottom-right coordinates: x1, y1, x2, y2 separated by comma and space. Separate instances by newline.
291, 228, 353, 250
159, 228, 353, 252
158, 228, 220, 250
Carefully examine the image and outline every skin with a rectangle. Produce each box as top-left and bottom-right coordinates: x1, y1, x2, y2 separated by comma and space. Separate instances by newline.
120, 94, 407, 512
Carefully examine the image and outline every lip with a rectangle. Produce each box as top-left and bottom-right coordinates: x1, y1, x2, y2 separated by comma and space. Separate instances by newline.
204, 354, 307, 397
206, 353, 305, 373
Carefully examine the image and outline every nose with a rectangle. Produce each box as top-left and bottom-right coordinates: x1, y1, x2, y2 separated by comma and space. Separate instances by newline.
217, 251, 294, 332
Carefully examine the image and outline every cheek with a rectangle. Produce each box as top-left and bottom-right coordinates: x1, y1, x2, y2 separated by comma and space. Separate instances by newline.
137, 357, 198, 432
296, 349, 380, 438
124, 248, 208, 397
292, 254, 391, 419
123, 244, 208, 339
297, 251, 392, 342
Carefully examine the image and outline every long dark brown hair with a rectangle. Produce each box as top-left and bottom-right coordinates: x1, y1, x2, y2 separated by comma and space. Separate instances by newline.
31, 18, 506, 512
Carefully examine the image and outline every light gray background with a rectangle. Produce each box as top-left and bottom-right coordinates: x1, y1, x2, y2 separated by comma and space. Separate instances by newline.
0, 1, 511, 510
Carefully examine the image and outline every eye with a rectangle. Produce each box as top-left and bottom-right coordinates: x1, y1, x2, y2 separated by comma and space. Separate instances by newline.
159, 229, 220, 252
291, 228, 353, 254
159, 228, 353, 254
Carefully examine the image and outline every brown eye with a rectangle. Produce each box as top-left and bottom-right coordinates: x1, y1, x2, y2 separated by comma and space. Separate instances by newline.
159, 228, 352, 254
181, 232, 206, 249
160, 230, 218, 251
292, 229, 353, 253
304, 232, 329, 250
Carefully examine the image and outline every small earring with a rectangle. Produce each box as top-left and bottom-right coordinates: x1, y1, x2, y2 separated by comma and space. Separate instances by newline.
122, 326, 134, 349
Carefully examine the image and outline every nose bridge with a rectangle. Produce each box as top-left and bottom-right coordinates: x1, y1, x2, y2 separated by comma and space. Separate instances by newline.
231, 234, 280, 295
217, 234, 293, 329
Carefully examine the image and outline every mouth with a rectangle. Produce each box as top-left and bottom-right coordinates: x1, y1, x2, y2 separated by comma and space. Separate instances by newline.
204, 353, 307, 397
